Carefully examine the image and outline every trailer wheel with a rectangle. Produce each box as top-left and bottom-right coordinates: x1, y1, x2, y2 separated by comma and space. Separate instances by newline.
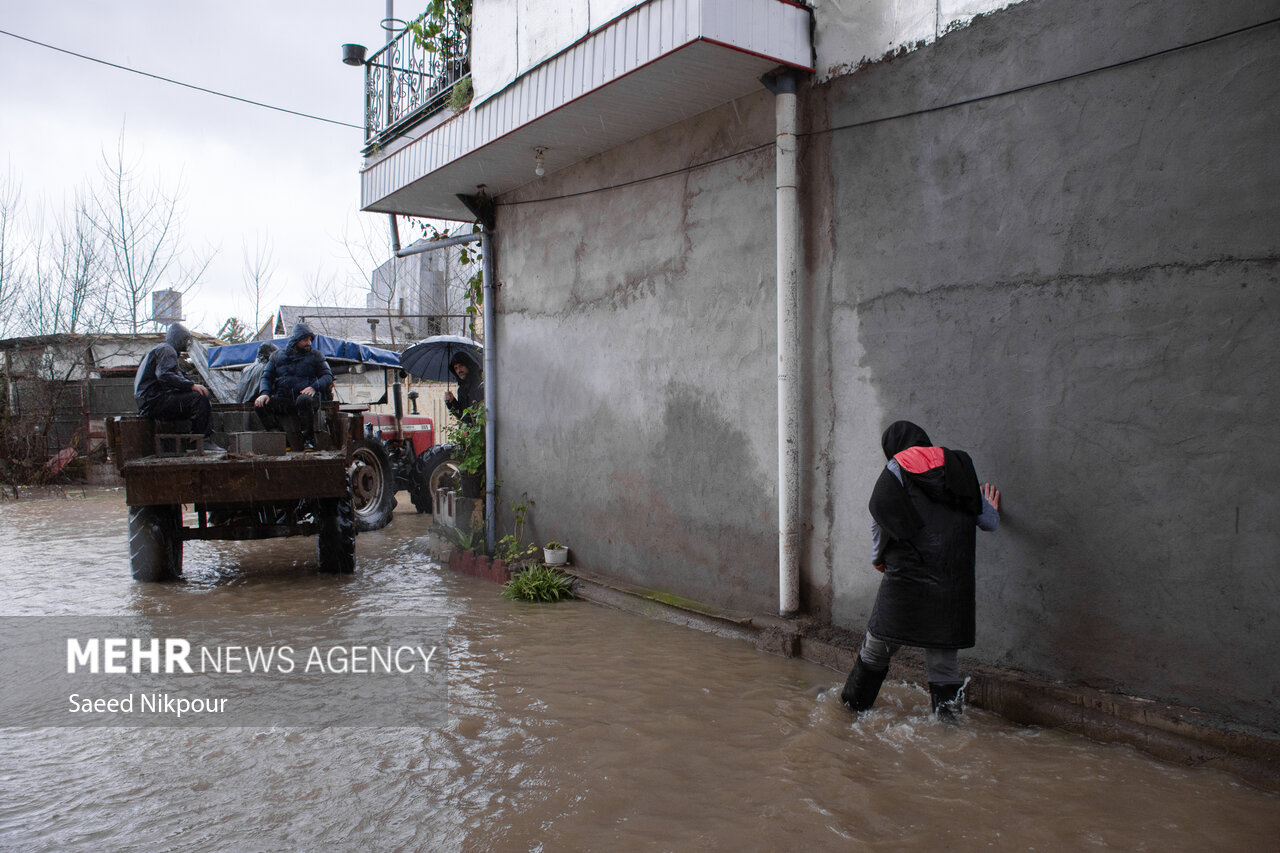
411, 445, 460, 514
348, 438, 397, 532
317, 485, 356, 573
166, 504, 184, 576
129, 504, 182, 582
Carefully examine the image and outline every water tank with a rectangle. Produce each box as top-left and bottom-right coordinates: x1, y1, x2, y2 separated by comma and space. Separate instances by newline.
152, 289, 184, 325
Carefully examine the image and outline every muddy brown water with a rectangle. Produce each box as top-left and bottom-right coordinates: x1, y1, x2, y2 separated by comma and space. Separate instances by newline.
0, 490, 1276, 851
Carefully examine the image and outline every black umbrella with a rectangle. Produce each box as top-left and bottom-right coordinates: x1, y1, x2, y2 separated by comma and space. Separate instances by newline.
400, 335, 483, 382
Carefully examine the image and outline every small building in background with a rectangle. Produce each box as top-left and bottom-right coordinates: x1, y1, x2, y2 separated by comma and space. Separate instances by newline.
0, 332, 217, 482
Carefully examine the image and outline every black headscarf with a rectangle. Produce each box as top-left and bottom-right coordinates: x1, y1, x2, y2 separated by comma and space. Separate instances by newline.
881, 421, 931, 459
869, 420, 982, 541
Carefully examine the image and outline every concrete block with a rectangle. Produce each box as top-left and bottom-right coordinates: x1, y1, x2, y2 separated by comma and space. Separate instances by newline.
155, 434, 202, 456
218, 411, 256, 432
229, 431, 286, 456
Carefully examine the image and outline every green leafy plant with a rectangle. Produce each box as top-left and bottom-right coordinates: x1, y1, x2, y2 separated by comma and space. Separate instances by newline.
437, 523, 482, 553
449, 76, 473, 113
409, 0, 472, 62
511, 491, 532, 539
498, 533, 538, 566
443, 402, 485, 475
502, 564, 575, 602
544, 541, 563, 550
496, 492, 538, 566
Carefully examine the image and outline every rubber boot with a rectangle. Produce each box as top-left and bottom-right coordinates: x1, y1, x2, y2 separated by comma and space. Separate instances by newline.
840, 657, 889, 712
929, 681, 964, 723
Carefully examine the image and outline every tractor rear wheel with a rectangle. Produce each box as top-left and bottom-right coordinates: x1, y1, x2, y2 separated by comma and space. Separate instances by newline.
411, 445, 461, 514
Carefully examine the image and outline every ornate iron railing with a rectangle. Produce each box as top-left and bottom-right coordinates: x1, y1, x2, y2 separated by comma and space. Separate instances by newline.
364, 22, 470, 151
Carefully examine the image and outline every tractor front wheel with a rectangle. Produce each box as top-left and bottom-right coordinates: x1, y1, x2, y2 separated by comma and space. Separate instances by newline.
348, 438, 397, 532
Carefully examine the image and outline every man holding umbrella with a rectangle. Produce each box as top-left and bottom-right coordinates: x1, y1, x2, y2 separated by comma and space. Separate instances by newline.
444, 349, 484, 423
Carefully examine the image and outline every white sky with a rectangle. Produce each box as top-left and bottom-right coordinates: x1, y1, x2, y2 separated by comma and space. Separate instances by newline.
0, 0, 438, 337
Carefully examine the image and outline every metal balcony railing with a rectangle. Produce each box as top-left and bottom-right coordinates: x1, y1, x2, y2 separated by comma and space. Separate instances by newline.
364, 22, 470, 151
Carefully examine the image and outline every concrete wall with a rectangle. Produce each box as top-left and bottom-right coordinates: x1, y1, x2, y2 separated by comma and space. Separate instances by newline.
492, 0, 1279, 731
813, 0, 1280, 729
814, 0, 1024, 81
494, 91, 780, 614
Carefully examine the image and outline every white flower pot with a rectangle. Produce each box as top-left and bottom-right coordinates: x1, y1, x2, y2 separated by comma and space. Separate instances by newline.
543, 547, 568, 566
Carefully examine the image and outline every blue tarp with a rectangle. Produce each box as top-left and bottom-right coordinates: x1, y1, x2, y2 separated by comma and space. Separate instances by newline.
208, 334, 401, 370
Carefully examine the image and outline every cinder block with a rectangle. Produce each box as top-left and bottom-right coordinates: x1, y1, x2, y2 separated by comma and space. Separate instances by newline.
154, 419, 191, 434
155, 434, 202, 456
218, 411, 256, 432
229, 431, 287, 456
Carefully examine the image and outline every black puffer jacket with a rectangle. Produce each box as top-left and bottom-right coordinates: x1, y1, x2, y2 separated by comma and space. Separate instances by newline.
868, 466, 980, 648
867, 420, 983, 649
445, 350, 484, 420
259, 323, 333, 400
134, 323, 195, 415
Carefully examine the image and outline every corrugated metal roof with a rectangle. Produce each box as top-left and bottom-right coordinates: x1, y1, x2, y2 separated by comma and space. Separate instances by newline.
361, 0, 812, 221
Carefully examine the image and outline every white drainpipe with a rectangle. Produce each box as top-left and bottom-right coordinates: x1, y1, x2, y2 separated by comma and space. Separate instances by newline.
480, 229, 497, 554
769, 71, 801, 618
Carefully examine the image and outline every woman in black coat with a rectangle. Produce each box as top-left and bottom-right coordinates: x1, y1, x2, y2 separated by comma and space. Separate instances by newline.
841, 420, 1000, 720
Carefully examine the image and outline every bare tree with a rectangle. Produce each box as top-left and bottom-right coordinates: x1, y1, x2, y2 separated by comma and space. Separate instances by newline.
90, 133, 213, 333
302, 265, 351, 310
341, 212, 401, 343
410, 218, 484, 341
22, 195, 109, 336
242, 233, 278, 338
0, 169, 24, 340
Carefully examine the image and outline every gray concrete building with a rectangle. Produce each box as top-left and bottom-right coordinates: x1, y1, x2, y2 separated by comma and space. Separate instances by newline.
369, 241, 478, 343
356, 0, 1280, 740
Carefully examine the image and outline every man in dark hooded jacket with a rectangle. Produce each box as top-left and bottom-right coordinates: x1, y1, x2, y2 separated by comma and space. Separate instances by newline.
234, 342, 278, 404
254, 323, 333, 448
134, 322, 223, 452
840, 420, 1000, 720
444, 350, 483, 422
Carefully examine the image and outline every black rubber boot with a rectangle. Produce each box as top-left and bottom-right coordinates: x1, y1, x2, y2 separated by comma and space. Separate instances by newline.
929, 681, 964, 723
840, 657, 889, 712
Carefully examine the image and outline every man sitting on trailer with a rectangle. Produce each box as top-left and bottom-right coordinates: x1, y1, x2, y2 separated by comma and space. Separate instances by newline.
254, 322, 333, 450
134, 322, 225, 453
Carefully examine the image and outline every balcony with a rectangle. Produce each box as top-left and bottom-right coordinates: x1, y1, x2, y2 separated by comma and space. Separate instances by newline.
362, 20, 470, 153
360, 0, 813, 222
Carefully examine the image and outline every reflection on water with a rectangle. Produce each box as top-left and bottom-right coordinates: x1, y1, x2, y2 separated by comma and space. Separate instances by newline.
1, 491, 1277, 851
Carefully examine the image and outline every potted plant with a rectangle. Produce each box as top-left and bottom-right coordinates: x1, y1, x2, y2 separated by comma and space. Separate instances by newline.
443, 402, 485, 498
543, 541, 568, 565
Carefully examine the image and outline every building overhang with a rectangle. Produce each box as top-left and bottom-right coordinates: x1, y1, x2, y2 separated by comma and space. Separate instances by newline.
360, 0, 813, 222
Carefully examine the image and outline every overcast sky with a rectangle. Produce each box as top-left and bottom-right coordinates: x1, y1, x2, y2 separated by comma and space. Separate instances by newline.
1, 0, 434, 337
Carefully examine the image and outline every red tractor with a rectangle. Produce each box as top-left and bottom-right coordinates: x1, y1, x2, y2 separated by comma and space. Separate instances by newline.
350, 382, 457, 531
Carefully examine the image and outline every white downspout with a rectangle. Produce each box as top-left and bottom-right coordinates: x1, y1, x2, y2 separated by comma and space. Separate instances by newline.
768, 71, 801, 618
480, 229, 497, 554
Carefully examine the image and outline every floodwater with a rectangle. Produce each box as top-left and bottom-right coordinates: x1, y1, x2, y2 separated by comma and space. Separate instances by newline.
0, 491, 1276, 852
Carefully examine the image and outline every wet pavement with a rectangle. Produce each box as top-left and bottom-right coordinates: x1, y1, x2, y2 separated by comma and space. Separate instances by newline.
1, 489, 1277, 851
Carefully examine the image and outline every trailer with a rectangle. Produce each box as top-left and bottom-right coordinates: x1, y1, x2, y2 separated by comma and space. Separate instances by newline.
106, 402, 361, 581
